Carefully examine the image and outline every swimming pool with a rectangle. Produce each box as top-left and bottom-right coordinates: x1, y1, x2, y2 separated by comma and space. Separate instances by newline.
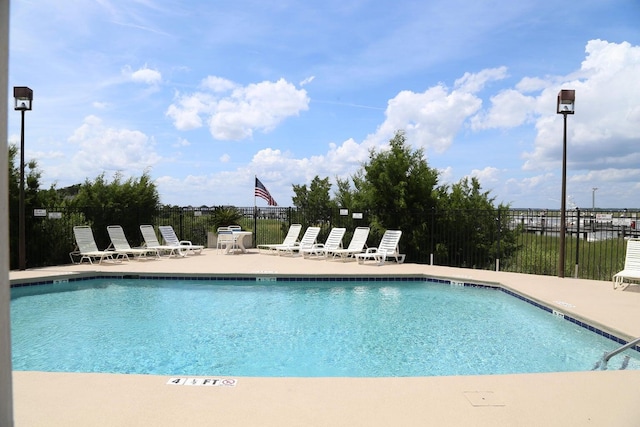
10, 277, 640, 377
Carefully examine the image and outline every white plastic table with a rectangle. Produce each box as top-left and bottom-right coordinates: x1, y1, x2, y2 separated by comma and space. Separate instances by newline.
226, 231, 253, 254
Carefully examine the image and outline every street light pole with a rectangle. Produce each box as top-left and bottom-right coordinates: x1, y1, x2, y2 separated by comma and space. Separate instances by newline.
559, 112, 568, 278
13, 86, 33, 271
19, 108, 25, 271
557, 89, 575, 278
592, 187, 598, 211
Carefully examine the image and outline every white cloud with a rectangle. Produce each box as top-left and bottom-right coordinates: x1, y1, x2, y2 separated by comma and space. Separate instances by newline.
156, 137, 367, 206
325, 138, 369, 175
520, 173, 554, 189
571, 168, 640, 184
438, 166, 454, 185
209, 78, 310, 140
251, 148, 292, 169
454, 66, 508, 93
68, 115, 161, 177
166, 77, 310, 140
200, 76, 237, 92
166, 91, 214, 130
368, 82, 483, 153
473, 40, 640, 176
471, 89, 537, 129
364, 67, 508, 153
300, 76, 315, 86
470, 166, 500, 185
219, 153, 230, 162
516, 77, 549, 93
123, 65, 162, 85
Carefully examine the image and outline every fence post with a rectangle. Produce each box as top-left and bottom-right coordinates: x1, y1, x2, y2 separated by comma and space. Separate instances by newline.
179, 208, 184, 240
496, 211, 501, 272
575, 208, 580, 278
430, 207, 435, 266
253, 206, 257, 243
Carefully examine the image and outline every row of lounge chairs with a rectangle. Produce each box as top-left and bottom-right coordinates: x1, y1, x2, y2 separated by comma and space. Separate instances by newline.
72, 222, 405, 266
71, 225, 204, 265
257, 224, 405, 265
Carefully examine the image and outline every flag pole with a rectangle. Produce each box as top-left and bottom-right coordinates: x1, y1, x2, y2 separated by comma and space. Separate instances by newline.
253, 175, 257, 244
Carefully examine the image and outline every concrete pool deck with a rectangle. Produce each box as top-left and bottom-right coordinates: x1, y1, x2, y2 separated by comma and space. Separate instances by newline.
9, 250, 640, 426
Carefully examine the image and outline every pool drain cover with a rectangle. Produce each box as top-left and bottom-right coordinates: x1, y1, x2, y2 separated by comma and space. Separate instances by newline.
463, 391, 505, 407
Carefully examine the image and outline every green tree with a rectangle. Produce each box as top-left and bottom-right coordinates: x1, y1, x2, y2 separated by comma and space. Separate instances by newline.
358, 131, 439, 260
69, 172, 160, 249
331, 175, 368, 233
334, 172, 370, 212
333, 177, 354, 210
435, 176, 517, 268
292, 176, 335, 226
8, 144, 70, 268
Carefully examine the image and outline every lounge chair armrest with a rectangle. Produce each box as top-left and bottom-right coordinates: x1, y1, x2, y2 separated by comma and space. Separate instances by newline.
179, 240, 193, 245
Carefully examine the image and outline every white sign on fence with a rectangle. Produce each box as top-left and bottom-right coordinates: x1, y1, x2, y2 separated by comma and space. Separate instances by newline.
612, 218, 632, 226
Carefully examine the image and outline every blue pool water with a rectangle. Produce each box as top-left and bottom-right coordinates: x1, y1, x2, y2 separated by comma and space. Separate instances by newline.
10, 278, 640, 377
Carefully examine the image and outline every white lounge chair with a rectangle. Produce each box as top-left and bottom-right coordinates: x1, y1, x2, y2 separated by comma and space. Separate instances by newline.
158, 225, 204, 255
613, 238, 640, 290
140, 225, 187, 257
301, 227, 346, 259
355, 230, 405, 265
258, 223, 302, 253
70, 225, 118, 265
274, 226, 321, 256
328, 227, 370, 261
107, 225, 159, 261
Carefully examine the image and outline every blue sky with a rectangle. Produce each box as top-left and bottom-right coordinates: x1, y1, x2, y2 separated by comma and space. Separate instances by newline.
8, 0, 640, 208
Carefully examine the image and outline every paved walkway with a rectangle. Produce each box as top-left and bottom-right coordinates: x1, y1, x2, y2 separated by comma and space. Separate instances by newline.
9, 250, 640, 426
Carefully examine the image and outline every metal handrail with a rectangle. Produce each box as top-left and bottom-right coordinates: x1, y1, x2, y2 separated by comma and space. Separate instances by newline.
604, 336, 640, 363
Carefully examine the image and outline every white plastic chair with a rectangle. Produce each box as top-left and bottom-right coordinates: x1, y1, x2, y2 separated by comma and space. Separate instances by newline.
301, 227, 346, 258
355, 230, 405, 265
217, 227, 239, 254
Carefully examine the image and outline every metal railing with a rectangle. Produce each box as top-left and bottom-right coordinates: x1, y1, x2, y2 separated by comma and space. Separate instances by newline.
11, 206, 638, 282
604, 337, 640, 363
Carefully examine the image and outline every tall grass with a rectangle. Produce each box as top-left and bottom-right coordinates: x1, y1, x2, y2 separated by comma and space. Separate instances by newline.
253, 219, 290, 245
502, 232, 627, 280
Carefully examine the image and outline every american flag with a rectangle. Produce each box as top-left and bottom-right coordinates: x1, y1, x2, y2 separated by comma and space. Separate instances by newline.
255, 177, 277, 206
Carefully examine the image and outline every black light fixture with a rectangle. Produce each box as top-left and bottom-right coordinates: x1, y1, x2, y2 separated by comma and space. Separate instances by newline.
556, 89, 575, 114
14, 86, 33, 111
557, 89, 575, 278
13, 86, 33, 271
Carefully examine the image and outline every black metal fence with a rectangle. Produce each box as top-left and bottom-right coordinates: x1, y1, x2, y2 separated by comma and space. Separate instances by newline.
14, 206, 639, 282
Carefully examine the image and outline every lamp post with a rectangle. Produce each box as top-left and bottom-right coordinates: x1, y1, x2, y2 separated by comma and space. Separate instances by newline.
592, 187, 598, 211
13, 86, 33, 271
557, 89, 575, 278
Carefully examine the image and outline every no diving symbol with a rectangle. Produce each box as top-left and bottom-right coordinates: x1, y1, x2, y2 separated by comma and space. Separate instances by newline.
166, 378, 238, 387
